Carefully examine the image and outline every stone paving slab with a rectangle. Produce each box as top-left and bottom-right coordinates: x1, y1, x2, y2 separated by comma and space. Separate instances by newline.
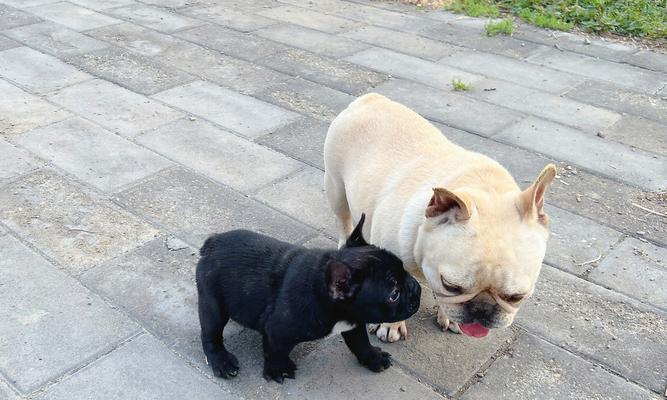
0, 139, 41, 183
47, 78, 182, 138
340, 25, 462, 61
0, 170, 160, 274
418, 22, 547, 60
67, 0, 135, 10
176, 24, 289, 62
182, 5, 279, 32
512, 25, 639, 63
256, 117, 329, 169
254, 166, 336, 236
14, 117, 172, 192
258, 5, 359, 34
136, 117, 302, 192
256, 23, 369, 58
527, 48, 667, 94
66, 47, 194, 96
624, 49, 667, 74
589, 237, 666, 310
328, 1, 440, 34
565, 80, 667, 125
0, 0, 60, 7
469, 78, 621, 133
439, 50, 584, 94
88, 24, 292, 94
0, 78, 70, 136
544, 204, 623, 276
601, 115, 667, 156
374, 79, 523, 136
24, 2, 120, 32
462, 332, 659, 400
115, 167, 316, 247
86, 22, 194, 58
36, 334, 233, 400
2, 21, 109, 57
0, 3, 41, 30
0, 234, 140, 393
254, 77, 356, 121
107, 3, 203, 33
347, 47, 483, 91
256, 47, 388, 95
152, 80, 300, 138
0, 46, 91, 94
495, 116, 667, 191
517, 265, 667, 393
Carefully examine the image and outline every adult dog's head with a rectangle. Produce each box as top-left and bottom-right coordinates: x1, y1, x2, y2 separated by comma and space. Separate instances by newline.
414, 164, 556, 338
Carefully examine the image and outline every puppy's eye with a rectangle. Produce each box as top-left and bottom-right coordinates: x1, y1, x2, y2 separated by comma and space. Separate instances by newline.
500, 293, 525, 303
388, 288, 400, 303
441, 277, 463, 294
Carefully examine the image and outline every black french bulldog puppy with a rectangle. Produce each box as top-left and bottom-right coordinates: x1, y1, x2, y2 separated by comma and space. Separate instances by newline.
196, 214, 421, 383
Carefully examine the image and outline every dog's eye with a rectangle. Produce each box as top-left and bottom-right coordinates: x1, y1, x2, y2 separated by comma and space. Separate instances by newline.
441, 277, 463, 294
388, 288, 400, 303
500, 293, 525, 303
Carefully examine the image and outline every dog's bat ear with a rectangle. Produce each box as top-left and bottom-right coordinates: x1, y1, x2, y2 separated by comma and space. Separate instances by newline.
426, 188, 471, 222
327, 261, 353, 300
345, 213, 369, 247
518, 164, 557, 226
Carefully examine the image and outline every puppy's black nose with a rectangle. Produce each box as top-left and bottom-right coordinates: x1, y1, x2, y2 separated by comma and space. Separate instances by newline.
407, 278, 421, 305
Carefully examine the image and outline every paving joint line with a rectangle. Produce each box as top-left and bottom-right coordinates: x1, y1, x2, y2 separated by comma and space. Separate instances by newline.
25, 330, 145, 398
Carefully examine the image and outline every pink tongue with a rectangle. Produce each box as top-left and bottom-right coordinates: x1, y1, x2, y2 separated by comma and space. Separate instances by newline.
458, 323, 490, 338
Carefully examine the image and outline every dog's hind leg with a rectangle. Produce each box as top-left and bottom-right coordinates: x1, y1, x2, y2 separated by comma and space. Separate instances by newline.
197, 289, 239, 378
324, 172, 353, 248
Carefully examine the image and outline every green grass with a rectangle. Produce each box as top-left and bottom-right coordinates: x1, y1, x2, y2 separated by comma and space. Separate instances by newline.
445, 0, 500, 17
452, 79, 472, 91
443, 0, 667, 38
485, 18, 515, 35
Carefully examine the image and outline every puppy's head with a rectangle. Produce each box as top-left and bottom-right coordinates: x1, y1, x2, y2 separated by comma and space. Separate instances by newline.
415, 164, 557, 338
328, 214, 421, 323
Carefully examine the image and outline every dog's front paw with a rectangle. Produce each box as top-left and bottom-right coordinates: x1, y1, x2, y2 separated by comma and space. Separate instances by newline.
436, 307, 461, 334
373, 321, 407, 342
359, 346, 391, 372
263, 358, 297, 383
206, 351, 239, 379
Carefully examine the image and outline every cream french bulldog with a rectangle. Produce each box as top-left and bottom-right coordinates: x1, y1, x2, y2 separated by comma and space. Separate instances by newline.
324, 93, 556, 342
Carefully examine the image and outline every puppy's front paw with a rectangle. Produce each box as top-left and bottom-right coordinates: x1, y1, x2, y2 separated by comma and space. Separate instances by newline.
359, 346, 391, 372
206, 351, 239, 379
263, 358, 297, 383
374, 321, 407, 343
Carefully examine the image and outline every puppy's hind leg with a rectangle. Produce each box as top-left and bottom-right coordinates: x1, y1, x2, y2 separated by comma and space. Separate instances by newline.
197, 290, 239, 378
324, 172, 353, 248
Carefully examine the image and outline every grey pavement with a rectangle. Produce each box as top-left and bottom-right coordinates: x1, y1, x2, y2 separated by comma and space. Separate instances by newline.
0, 0, 665, 399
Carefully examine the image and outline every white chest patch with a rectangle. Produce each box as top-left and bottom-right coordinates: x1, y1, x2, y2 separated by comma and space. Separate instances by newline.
330, 321, 357, 335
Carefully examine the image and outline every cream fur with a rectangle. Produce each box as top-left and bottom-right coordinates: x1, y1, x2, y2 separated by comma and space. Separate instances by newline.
324, 93, 556, 342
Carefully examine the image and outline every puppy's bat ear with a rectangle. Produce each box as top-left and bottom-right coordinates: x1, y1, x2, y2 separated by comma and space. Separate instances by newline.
327, 261, 353, 300
345, 213, 369, 248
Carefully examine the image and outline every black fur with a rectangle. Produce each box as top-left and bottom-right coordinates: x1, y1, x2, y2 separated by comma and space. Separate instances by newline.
196, 214, 420, 383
